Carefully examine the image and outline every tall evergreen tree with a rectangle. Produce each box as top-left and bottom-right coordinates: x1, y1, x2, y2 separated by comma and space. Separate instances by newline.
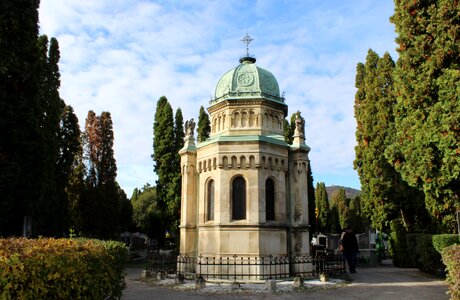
98, 112, 119, 238
329, 192, 341, 233
333, 188, 350, 230
152, 96, 175, 238
0, 0, 44, 236
315, 182, 330, 233
348, 195, 367, 233
98, 112, 117, 187
165, 108, 184, 233
118, 183, 133, 232
354, 49, 428, 232
59, 106, 84, 234
197, 106, 210, 142
387, 0, 460, 231
32, 35, 66, 236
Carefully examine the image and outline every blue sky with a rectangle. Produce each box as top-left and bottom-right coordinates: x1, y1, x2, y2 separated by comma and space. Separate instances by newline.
39, 1, 398, 196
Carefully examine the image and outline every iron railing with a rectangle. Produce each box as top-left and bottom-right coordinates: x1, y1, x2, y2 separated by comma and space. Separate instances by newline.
146, 250, 178, 274
175, 254, 345, 281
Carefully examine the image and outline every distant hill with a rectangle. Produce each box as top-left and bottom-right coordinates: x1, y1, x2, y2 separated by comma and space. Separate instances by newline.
325, 185, 361, 199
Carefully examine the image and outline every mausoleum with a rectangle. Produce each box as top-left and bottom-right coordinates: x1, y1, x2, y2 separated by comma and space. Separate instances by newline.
179, 38, 311, 277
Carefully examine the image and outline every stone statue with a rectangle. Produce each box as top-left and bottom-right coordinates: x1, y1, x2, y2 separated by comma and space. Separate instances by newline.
185, 118, 195, 137
294, 112, 304, 137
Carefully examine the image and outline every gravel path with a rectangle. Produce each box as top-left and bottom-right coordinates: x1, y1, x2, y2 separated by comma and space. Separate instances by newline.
122, 260, 448, 300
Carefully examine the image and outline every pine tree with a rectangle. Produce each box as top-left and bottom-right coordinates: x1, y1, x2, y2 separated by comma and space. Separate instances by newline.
197, 106, 210, 142
387, 0, 460, 231
0, 0, 44, 236
315, 182, 330, 233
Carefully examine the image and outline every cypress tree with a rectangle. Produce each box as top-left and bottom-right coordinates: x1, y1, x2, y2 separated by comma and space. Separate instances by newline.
165, 108, 184, 234
59, 106, 84, 234
315, 182, 330, 233
333, 188, 350, 230
152, 96, 175, 238
197, 106, 210, 142
98, 112, 119, 238
387, 0, 460, 231
329, 192, 341, 233
33, 35, 66, 236
0, 0, 43, 236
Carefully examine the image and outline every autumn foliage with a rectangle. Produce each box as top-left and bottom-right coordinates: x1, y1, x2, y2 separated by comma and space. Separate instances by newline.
0, 238, 128, 300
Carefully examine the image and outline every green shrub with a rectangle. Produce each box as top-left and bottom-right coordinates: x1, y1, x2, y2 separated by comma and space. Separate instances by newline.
433, 234, 460, 254
441, 244, 460, 300
0, 238, 128, 300
412, 233, 443, 275
389, 221, 445, 275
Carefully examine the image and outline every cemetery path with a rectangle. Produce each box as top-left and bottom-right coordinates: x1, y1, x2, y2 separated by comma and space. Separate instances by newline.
122, 260, 448, 300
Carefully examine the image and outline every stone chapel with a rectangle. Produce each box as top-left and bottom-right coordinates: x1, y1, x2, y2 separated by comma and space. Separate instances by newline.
179, 46, 311, 275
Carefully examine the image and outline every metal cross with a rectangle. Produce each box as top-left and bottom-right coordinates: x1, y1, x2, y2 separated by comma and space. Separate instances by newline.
241, 33, 254, 57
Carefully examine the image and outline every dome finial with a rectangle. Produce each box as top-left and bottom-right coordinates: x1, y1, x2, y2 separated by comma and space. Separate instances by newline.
241, 33, 254, 57
240, 33, 256, 64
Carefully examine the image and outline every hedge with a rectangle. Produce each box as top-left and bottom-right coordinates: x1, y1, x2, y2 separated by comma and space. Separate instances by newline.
441, 244, 460, 300
389, 220, 446, 275
433, 234, 460, 254
0, 238, 128, 300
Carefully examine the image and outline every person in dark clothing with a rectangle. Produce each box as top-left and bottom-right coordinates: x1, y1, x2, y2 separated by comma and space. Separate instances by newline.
340, 227, 359, 273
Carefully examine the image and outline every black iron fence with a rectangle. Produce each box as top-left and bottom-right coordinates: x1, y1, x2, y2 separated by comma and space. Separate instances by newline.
147, 250, 178, 274
175, 254, 345, 281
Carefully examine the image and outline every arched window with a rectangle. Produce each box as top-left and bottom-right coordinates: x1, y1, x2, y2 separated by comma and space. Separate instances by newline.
266, 178, 275, 221
207, 180, 214, 221
232, 176, 246, 220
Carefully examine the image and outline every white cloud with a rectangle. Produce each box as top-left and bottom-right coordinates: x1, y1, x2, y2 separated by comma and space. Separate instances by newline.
39, 0, 397, 195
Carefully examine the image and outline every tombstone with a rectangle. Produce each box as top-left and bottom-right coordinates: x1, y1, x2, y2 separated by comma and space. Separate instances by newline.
141, 269, 150, 279
265, 279, 276, 291
195, 276, 206, 289
156, 272, 165, 280
319, 272, 329, 282
293, 276, 304, 287
175, 273, 185, 284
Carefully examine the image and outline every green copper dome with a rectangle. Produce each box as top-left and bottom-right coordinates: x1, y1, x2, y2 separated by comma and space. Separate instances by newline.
213, 57, 284, 104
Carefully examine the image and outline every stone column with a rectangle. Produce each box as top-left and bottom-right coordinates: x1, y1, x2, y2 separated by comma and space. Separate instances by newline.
179, 120, 198, 273
288, 112, 311, 258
